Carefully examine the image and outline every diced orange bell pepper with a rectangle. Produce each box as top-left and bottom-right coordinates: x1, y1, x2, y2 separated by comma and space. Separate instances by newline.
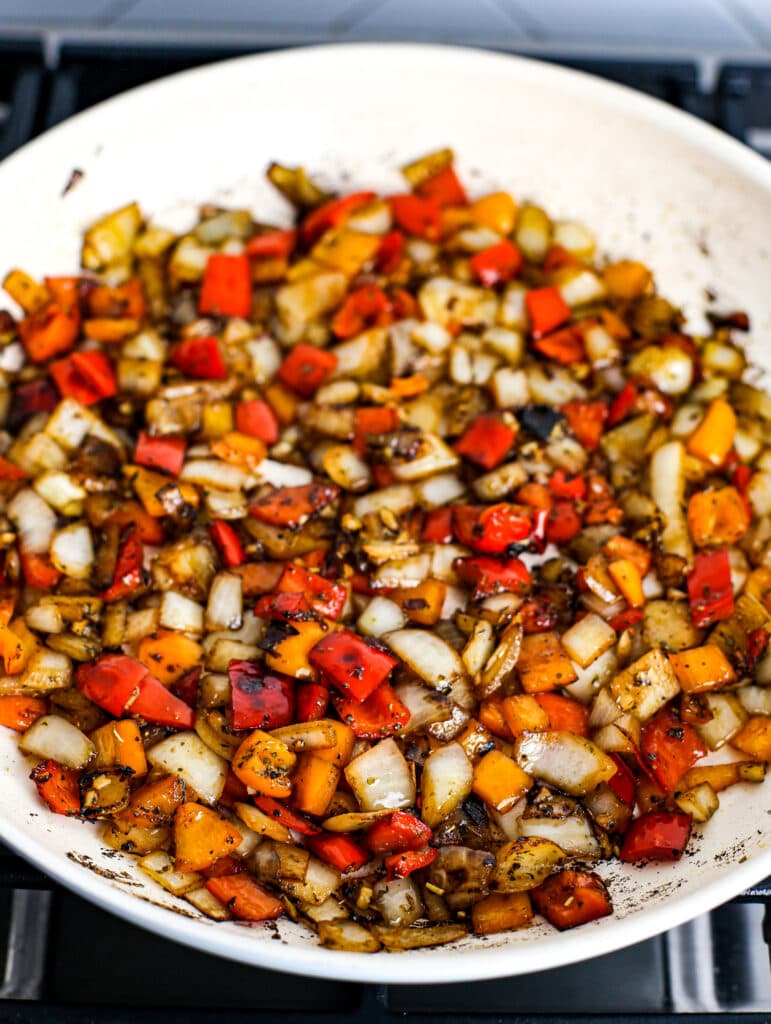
679, 762, 763, 792
472, 892, 533, 935
3, 269, 51, 314
687, 486, 750, 547
389, 579, 447, 625
199, 253, 252, 319
526, 285, 570, 338
19, 303, 80, 362
472, 750, 532, 812
0, 695, 47, 731
120, 775, 186, 829
308, 720, 356, 767
686, 399, 737, 467
311, 228, 380, 277
30, 760, 81, 816
501, 694, 550, 737
534, 693, 591, 737
602, 260, 652, 299
107, 501, 165, 545
732, 716, 771, 761
234, 561, 284, 597
211, 431, 267, 470
390, 374, 429, 398
291, 752, 340, 816
0, 619, 38, 675
668, 644, 736, 693
232, 729, 296, 797
91, 719, 148, 776
83, 317, 140, 343
263, 618, 335, 679
471, 192, 517, 235
137, 631, 203, 685
88, 278, 146, 319
235, 400, 279, 445
454, 414, 517, 470
608, 558, 644, 608
516, 632, 577, 693
602, 535, 651, 577
19, 550, 61, 589
173, 802, 243, 872
263, 381, 299, 426
478, 694, 515, 741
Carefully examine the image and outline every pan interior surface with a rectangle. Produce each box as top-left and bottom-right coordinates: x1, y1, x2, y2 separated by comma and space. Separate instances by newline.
0, 43, 769, 983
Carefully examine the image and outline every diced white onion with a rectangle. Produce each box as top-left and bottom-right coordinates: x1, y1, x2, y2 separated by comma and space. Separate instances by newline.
8, 488, 57, 554
358, 596, 408, 637
514, 731, 616, 796
160, 591, 204, 634
205, 573, 243, 631
147, 731, 227, 805
344, 737, 415, 812
421, 742, 473, 828
20, 714, 95, 769
50, 523, 94, 580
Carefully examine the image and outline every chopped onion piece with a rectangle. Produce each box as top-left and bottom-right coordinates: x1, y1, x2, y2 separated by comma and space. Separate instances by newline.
344, 737, 415, 812
20, 714, 95, 769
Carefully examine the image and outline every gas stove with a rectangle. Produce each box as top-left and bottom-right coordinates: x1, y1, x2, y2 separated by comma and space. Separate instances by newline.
0, 38, 770, 1023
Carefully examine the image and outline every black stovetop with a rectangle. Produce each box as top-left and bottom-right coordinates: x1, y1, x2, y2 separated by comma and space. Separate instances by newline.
0, 37, 770, 1024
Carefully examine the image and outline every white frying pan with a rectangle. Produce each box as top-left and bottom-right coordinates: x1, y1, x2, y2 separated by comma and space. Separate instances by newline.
0, 43, 769, 984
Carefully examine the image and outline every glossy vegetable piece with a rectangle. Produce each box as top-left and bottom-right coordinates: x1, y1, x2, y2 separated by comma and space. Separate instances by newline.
307, 832, 370, 873
472, 750, 532, 812
455, 555, 531, 599
668, 645, 736, 693
469, 240, 523, 287
517, 632, 577, 693
531, 870, 612, 930
235, 400, 279, 444
205, 874, 284, 922
452, 504, 533, 554
454, 415, 517, 470
29, 759, 81, 816
208, 521, 246, 568
417, 163, 468, 206
199, 253, 251, 318
533, 325, 585, 365
687, 487, 750, 547
619, 811, 692, 862
253, 795, 321, 836
472, 892, 534, 935
170, 336, 227, 380
686, 398, 736, 467
173, 802, 242, 872
561, 399, 607, 451
19, 303, 80, 362
525, 285, 570, 337
296, 681, 329, 722
332, 285, 392, 338
101, 529, 144, 602
250, 482, 339, 528
309, 630, 397, 702
134, 431, 186, 476
76, 654, 148, 716
291, 753, 340, 817
534, 693, 590, 737
277, 563, 346, 620
51, 351, 117, 405
136, 632, 202, 686
640, 707, 707, 793
687, 549, 734, 628
385, 846, 437, 880
301, 191, 375, 245
332, 682, 410, 739
389, 194, 442, 240
228, 661, 295, 731
278, 343, 338, 397
231, 729, 296, 797
366, 811, 432, 854
0, 695, 47, 732
421, 508, 454, 544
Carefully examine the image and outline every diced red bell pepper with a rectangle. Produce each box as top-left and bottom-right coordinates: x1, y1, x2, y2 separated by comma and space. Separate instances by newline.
640, 707, 707, 793
548, 469, 586, 500
421, 508, 454, 544
296, 681, 329, 722
0, 454, 26, 480
333, 682, 410, 739
205, 874, 284, 922
254, 591, 313, 621
277, 563, 346, 620
250, 482, 339, 529
532, 870, 612, 930
687, 549, 734, 628
101, 529, 144, 603
453, 503, 533, 554
366, 811, 433, 854
44, 276, 86, 312
534, 693, 590, 737
353, 406, 399, 456
170, 336, 227, 380
526, 286, 571, 338
732, 462, 753, 495
209, 521, 246, 568
385, 846, 437, 880
389, 194, 442, 241
455, 555, 531, 599
307, 832, 371, 873
454, 415, 517, 470
76, 654, 148, 716
520, 594, 560, 634
469, 240, 523, 288
253, 796, 321, 836
390, 288, 418, 319
51, 350, 117, 406
607, 382, 637, 427
376, 230, 405, 274
8, 378, 58, 430
219, 769, 250, 809
301, 191, 376, 245
619, 810, 692, 863
19, 550, 61, 590
19, 303, 80, 363
545, 500, 582, 544
235, 400, 279, 444
561, 399, 608, 451
245, 229, 297, 261
516, 482, 552, 512
228, 661, 295, 731
134, 431, 186, 476
308, 630, 397, 702
171, 666, 201, 708
533, 325, 585, 365
331, 285, 392, 339
608, 607, 644, 633
417, 164, 468, 207
130, 674, 196, 729
277, 343, 337, 397
607, 753, 637, 807
30, 759, 81, 816
199, 253, 252, 318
